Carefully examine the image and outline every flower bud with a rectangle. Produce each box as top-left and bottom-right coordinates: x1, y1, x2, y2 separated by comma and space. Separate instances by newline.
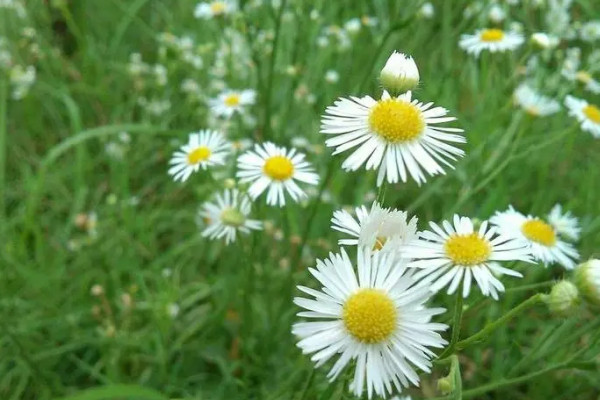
437, 376, 453, 394
574, 259, 600, 309
545, 280, 580, 316
223, 178, 236, 189
531, 32, 559, 49
379, 51, 419, 95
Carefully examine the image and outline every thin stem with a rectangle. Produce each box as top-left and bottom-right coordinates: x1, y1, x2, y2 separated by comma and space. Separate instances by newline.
297, 367, 315, 400
376, 182, 387, 205
456, 293, 544, 351
438, 289, 464, 359
0, 77, 6, 229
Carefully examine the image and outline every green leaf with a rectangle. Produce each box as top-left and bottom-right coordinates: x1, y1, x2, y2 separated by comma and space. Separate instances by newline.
54, 384, 168, 400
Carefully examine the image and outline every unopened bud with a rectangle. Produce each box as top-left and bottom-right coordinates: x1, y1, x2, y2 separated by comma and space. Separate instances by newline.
437, 376, 454, 394
545, 281, 580, 316
574, 259, 600, 309
379, 51, 419, 95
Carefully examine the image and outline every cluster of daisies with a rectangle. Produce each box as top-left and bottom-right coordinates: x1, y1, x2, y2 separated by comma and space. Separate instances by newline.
457, 2, 600, 138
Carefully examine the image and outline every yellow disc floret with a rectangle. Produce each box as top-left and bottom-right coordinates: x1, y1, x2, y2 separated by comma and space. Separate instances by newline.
263, 155, 294, 181
369, 99, 425, 143
444, 233, 492, 266
480, 29, 505, 42
521, 219, 556, 247
583, 104, 600, 124
187, 146, 212, 165
343, 289, 397, 343
373, 236, 387, 251
210, 2, 227, 15
224, 93, 241, 107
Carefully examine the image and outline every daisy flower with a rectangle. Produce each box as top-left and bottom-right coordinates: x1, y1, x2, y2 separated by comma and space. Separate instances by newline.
403, 216, 531, 299
491, 206, 579, 269
292, 247, 447, 399
574, 259, 600, 309
459, 28, 524, 57
236, 142, 319, 207
209, 89, 256, 118
194, 0, 236, 19
564, 95, 600, 138
168, 130, 230, 182
199, 189, 262, 244
331, 202, 418, 255
547, 204, 580, 241
575, 71, 600, 95
513, 83, 560, 116
321, 90, 465, 186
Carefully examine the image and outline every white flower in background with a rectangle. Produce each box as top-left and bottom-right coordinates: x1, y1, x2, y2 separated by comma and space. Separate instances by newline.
459, 28, 524, 57
199, 189, 262, 244
316, 36, 329, 47
513, 83, 560, 116
379, 51, 420, 94
580, 20, 600, 42
344, 18, 361, 34
168, 130, 230, 182
546, 0, 572, 38
209, 89, 256, 118
194, 0, 236, 18
153, 64, 168, 86
403, 216, 531, 299
293, 247, 447, 399
418, 2, 434, 18
139, 98, 171, 116
181, 79, 200, 94
488, 4, 506, 23
574, 259, 600, 309
9, 64, 35, 100
361, 15, 378, 27
531, 32, 559, 49
325, 70, 339, 84
0, 37, 11, 69
321, 90, 465, 186
564, 95, 600, 138
127, 52, 149, 76
491, 206, 579, 269
331, 202, 418, 255
236, 142, 319, 207
575, 71, 600, 95
547, 204, 580, 241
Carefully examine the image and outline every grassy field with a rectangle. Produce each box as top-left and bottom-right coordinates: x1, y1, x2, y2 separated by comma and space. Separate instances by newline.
1, 0, 600, 399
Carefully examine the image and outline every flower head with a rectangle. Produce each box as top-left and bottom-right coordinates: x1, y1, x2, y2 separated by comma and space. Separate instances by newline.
168, 130, 230, 182
565, 95, 600, 138
513, 83, 560, 117
547, 204, 580, 241
459, 28, 524, 57
574, 259, 600, 309
209, 89, 256, 118
379, 51, 420, 95
194, 0, 236, 19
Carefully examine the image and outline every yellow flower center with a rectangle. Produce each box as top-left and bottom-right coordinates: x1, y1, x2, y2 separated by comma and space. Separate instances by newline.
369, 99, 425, 143
480, 29, 505, 42
224, 93, 240, 107
187, 146, 211, 164
583, 104, 600, 124
575, 71, 592, 84
373, 236, 387, 251
444, 233, 492, 266
210, 2, 226, 14
521, 219, 556, 246
343, 289, 397, 343
263, 156, 294, 181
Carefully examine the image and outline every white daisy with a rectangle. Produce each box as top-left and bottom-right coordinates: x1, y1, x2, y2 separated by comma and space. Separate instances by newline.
564, 95, 600, 138
198, 189, 262, 245
209, 89, 256, 118
513, 83, 560, 116
292, 247, 447, 399
321, 90, 465, 186
403, 215, 531, 299
331, 202, 418, 255
194, 0, 236, 19
491, 206, 579, 269
547, 204, 580, 241
575, 71, 600, 95
459, 28, 524, 57
236, 142, 319, 207
168, 130, 230, 182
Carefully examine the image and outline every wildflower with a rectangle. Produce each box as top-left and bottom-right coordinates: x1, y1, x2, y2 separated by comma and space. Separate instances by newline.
168, 130, 230, 182
564, 95, 600, 138
575, 71, 600, 95
418, 3, 434, 18
321, 90, 465, 186
344, 18, 361, 34
491, 206, 579, 269
9, 64, 35, 100
574, 259, 600, 309
292, 247, 447, 399
530, 32, 559, 49
579, 20, 600, 42
403, 216, 531, 299
545, 281, 580, 316
331, 202, 418, 255
194, 0, 236, 19
236, 142, 319, 207
198, 189, 262, 244
209, 89, 256, 118
325, 70, 339, 84
547, 204, 580, 241
379, 51, 420, 95
488, 4, 505, 23
459, 28, 524, 57
513, 83, 560, 116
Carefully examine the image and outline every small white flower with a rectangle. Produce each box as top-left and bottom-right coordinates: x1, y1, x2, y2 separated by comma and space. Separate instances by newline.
403, 215, 531, 299
209, 89, 256, 118
344, 18, 362, 34
491, 206, 579, 269
547, 204, 580, 241
293, 247, 448, 399
531, 32, 559, 49
564, 95, 600, 138
199, 188, 262, 244
325, 70, 339, 84
579, 20, 600, 42
9, 64, 35, 100
418, 3, 434, 18
459, 28, 524, 57
194, 0, 236, 18
379, 51, 420, 94
168, 130, 230, 182
488, 4, 505, 23
236, 142, 319, 207
513, 83, 560, 116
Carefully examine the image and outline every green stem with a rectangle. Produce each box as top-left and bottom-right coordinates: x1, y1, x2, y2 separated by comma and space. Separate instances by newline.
297, 368, 315, 400
375, 181, 387, 205
438, 290, 464, 359
0, 77, 6, 228
456, 293, 544, 351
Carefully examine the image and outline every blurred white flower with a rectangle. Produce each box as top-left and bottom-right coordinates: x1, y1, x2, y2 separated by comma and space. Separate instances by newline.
344, 18, 361, 34
194, 0, 236, 18
488, 4, 506, 23
324, 69, 339, 83
9, 64, 35, 100
460, 28, 524, 57
513, 83, 560, 116
418, 2, 434, 18
580, 20, 600, 42
209, 89, 256, 118
565, 95, 600, 138
531, 32, 559, 49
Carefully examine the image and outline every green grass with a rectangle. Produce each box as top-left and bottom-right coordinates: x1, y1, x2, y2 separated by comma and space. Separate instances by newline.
1, 0, 600, 399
